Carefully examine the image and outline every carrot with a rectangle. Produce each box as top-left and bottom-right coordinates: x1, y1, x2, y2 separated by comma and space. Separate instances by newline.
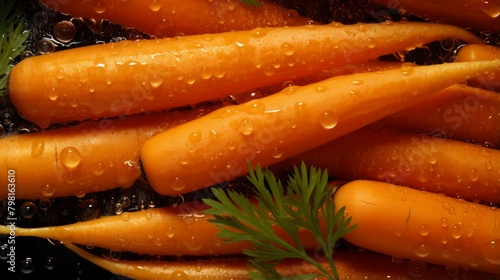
334, 180, 500, 274
65, 244, 498, 280
455, 44, 500, 91
273, 127, 500, 205
370, 0, 500, 31
0, 106, 217, 200
141, 60, 500, 197
0, 202, 321, 256
8, 22, 485, 128
376, 85, 500, 148
39, 0, 316, 37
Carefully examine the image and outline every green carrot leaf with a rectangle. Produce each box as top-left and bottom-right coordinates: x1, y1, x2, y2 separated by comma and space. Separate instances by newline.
202, 162, 357, 279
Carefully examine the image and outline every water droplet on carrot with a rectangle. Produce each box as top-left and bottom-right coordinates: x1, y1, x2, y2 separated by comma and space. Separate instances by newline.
170, 177, 187, 192
480, 0, 500, 17
413, 243, 431, 257
483, 239, 500, 265
31, 141, 45, 158
418, 224, 430, 237
149, 0, 162, 12
271, 147, 283, 159
450, 223, 463, 239
238, 118, 254, 136
167, 227, 175, 238
93, 1, 107, 13
113, 203, 124, 215
188, 132, 202, 144
60, 147, 82, 170
281, 43, 295, 56
92, 162, 105, 176
40, 184, 55, 197
319, 111, 338, 129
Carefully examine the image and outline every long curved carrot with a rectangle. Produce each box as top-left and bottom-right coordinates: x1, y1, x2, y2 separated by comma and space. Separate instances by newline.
0, 202, 320, 256
65, 244, 498, 280
371, 0, 500, 31
0, 106, 217, 200
376, 84, 500, 148
8, 22, 484, 128
334, 180, 500, 274
39, 0, 316, 37
273, 127, 500, 205
455, 44, 500, 91
141, 60, 500, 197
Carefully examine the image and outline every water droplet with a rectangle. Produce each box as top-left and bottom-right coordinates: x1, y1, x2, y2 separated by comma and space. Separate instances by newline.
418, 224, 430, 237
31, 141, 45, 158
271, 147, 283, 159
148, 74, 163, 89
39, 199, 52, 211
450, 223, 463, 239
53, 20, 76, 43
60, 147, 82, 170
20, 201, 37, 218
45, 257, 55, 270
21, 257, 34, 274
483, 239, 500, 265
0, 245, 8, 260
110, 250, 122, 260
319, 111, 338, 129
75, 190, 86, 198
440, 217, 448, 228
468, 168, 479, 182
442, 248, 452, 258
113, 203, 124, 215
408, 259, 426, 277
238, 118, 254, 136
413, 243, 431, 257
484, 161, 493, 171
40, 184, 56, 197
78, 199, 100, 221
92, 162, 105, 176
400, 66, 414, 76
37, 38, 56, 54
281, 43, 295, 56
170, 177, 187, 192
93, 1, 107, 13
119, 196, 131, 208
170, 270, 188, 278
48, 88, 58, 101
149, 0, 162, 11
188, 132, 202, 144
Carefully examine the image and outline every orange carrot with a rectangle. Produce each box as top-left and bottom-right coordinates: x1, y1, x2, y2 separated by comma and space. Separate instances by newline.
371, 0, 500, 31
273, 127, 500, 205
0, 106, 217, 200
65, 243, 498, 280
455, 44, 500, 91
39, 0, 316, 37
141, 60, 500, 197
8, 22, 484, 128
376, 85, 500, 148
0, 202, 320, 256
334, 180, 500, 274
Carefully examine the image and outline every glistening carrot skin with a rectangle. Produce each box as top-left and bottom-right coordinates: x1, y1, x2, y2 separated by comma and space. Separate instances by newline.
0, 106, 217, 200
370, 0, 500, 31
376, 85, 500, 148
0, 202, 321, 256
65, 244, 499, 280
272, 127, 500, 205
8, 22, 485, 128
39, 0, 316, 37
141, 60, 500, 197
455, 44, 500, 91
334, 180, 500, 274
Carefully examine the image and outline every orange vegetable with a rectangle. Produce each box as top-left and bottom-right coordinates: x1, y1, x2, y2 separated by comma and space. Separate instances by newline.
377, 85, 500, 148
455, 44, 500, 91
334, 180, 500, 274
0, 202, 320, 256
65, 243, 498, 279
370, 0, 500, 31
39, 0, 316, 37
141, 60, 500, 197
273, 127, 500, 205
0, 106, 216, 200
8, 22, 484, 128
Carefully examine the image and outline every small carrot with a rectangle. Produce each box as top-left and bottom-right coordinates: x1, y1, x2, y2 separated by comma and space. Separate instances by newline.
141, 60, 500, 197
334, 180, 500, 274
273, 127, 500, 205
0, 202, 320, 256
0, 106, 217, 200
370, 0, 500, 31
455, 44, 500, 91
65, 243, 498, 280
8, 22, 484, 127
377, 84, 500, 148
39, 0, 316, 37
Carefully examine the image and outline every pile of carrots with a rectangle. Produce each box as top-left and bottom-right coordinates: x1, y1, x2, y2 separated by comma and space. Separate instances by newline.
1, 0, 499, 278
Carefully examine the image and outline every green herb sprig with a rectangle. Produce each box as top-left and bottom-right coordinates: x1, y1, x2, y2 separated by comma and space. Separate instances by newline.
203, 162, 357, 279
0, 0, 29, 96
241, 0, 263, 7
